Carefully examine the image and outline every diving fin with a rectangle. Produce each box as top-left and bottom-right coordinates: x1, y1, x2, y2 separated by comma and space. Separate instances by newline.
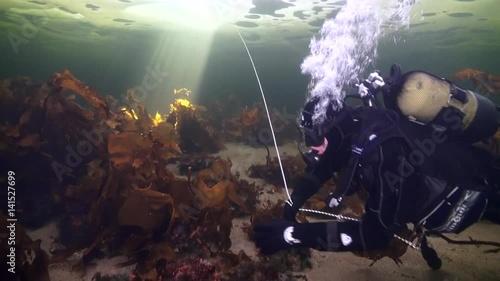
381, 63, 403, 94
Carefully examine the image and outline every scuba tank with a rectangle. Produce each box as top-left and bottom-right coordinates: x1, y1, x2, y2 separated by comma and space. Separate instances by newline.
382, 64, 499, 144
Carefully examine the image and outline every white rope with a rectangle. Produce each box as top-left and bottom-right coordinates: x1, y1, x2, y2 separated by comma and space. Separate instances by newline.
393, 233, 419, 250
299, 208, 360, 222
237, 31, 293, 205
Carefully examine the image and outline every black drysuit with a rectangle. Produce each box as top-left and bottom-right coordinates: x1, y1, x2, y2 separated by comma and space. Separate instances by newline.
278, 108, 492, 253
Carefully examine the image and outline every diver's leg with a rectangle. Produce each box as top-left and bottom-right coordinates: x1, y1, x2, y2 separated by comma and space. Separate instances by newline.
316, 211, 394, 252
284, 173, 323, 222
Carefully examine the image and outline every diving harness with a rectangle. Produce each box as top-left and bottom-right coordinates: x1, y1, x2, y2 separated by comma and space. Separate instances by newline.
297, 70, 423, 250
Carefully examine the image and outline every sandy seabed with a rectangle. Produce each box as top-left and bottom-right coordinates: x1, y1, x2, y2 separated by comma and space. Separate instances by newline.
28, 142, 500, 281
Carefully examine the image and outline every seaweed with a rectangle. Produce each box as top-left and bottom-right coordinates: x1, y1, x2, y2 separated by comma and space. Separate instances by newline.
0, 73, 257, 279
168, 97, 225, 154
234, 179, 261, 214
178, 155, 216, 176
222, 116, 244, 142
165, 258, 217, 281
0, 73, 312, 281
50, 69, 110, 119
240, 105, 260, 127
248, 154, 306, 187
216, 250, 310, 281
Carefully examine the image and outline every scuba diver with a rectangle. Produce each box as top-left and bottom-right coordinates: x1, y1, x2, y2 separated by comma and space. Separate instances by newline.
253, 64, 500, 269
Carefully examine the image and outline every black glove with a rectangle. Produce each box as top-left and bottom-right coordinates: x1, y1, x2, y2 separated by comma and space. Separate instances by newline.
324, 193, 343, 208
253, 220, 327, 255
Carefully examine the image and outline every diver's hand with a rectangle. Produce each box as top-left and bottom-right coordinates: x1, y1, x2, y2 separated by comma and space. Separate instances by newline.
254, 220, 311, 255
325, 193, 343, 208
367, 71, 385, 90
254, 221, 329, 255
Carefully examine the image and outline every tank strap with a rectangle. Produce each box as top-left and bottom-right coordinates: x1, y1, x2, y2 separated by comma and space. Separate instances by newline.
333, 109, 407, 198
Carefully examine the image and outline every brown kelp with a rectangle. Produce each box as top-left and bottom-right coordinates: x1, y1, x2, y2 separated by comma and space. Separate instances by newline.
0, 71, 314, 281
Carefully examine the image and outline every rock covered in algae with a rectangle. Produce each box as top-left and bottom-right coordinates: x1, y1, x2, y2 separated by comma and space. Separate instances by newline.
248, 154, 307, 187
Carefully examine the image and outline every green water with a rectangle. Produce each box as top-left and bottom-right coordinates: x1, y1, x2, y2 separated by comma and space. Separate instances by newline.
0, 0, 499, 112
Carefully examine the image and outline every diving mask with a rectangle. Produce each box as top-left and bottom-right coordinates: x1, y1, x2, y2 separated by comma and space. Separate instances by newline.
298, 97, 329, 147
